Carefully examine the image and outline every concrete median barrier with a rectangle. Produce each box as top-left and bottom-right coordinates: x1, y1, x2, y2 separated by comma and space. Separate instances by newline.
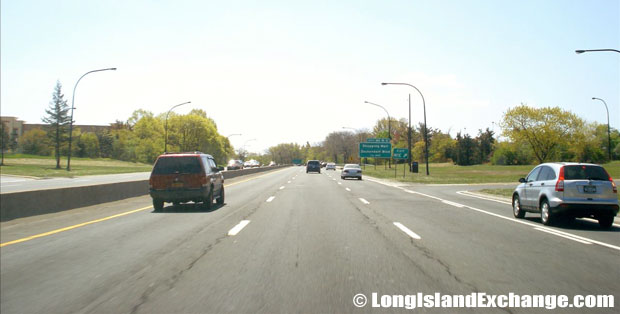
0, 165, 289, 222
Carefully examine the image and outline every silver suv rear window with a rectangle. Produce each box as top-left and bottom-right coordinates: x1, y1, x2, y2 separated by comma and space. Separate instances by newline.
563, 165, 609, 181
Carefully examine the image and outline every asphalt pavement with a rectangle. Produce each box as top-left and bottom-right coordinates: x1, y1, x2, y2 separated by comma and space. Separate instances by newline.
1, 166, 618, 313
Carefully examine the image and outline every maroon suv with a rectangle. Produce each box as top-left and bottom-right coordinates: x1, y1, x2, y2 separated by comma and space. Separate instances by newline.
149, 152, 224, 211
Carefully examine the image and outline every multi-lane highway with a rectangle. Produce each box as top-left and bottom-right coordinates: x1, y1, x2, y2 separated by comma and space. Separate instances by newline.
1, 166, 618, 313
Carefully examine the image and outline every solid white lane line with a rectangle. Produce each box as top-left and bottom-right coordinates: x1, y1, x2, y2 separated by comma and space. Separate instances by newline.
581, 217, 620, 228
359, 198, 370, 205
393, 222, 422, 240
442, 200, 465, 208
366, 178, 620, 251
280, 186, 285, 190
346, 188, 351, 192
266, 196, 275, 202
457, 191, 512, 205
534, 227, 592, 245
228, 220, 250, 236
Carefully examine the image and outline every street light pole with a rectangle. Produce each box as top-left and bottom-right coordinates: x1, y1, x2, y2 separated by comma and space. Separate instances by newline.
365, 100, 392, 169
575, 49, 620, 54
592, 97, 612, 161
164, 101, 191, 153
382, 82, 429, 175
67, 67, 116, 171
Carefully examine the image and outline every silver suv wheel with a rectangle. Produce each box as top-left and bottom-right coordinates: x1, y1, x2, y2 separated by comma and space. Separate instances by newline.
513, 195, 525, 218
540, 200, 552, 225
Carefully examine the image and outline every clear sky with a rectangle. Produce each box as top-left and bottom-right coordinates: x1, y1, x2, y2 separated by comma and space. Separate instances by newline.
2, 0, 618, 153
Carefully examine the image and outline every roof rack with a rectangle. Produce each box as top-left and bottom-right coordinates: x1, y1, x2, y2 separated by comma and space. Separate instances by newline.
164, 151, 204, 154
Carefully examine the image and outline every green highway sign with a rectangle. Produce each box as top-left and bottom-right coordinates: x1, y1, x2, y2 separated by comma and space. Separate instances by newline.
393, 148, 409, 159
359, 142, 392, 158
366, 138, 390, 143
292, 159, 303, 165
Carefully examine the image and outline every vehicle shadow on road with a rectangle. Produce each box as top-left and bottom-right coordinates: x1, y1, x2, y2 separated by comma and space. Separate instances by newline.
151, 202, 225, 214
522, 217, 619, 232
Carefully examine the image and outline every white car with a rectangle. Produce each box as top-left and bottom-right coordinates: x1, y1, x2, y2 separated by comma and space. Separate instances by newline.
341, 164, 362, 180
326, 163, 336, 170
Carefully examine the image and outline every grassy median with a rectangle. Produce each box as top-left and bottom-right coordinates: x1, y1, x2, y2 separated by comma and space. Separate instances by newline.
361, 161, 620, 185
0, 154, 152, 178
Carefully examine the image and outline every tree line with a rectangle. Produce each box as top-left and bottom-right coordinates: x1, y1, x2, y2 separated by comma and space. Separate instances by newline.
2, 82, 618, 167
4, 81, 233, 167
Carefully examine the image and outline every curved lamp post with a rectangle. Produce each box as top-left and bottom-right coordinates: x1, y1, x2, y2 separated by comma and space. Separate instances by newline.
575, 49, 620, 54
381, 82, 429, 176
364, 101, 392, 169
67, 67, 117, 171
592, 97, 612, 161
164, 101, 191, 153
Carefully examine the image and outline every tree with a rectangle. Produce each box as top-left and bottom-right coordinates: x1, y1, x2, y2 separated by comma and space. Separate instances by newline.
501, 104, 585, 163
19, 129, 50, 156
78, 132, 100, 158
9, 128, 18, 151
42, 81, 71, 169
475, 128, 495, 163
1, 121, 8, 165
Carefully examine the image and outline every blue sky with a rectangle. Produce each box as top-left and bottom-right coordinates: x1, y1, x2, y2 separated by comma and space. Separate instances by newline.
2, 0, 618, 152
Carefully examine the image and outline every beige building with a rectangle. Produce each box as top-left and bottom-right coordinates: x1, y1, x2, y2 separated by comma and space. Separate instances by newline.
1, 116, 110, 138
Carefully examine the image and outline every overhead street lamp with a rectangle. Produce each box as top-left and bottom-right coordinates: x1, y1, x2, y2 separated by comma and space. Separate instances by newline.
575, 49, 620, 54
592, 97, 612, 161
365, 100, 392, 169
226, 133, 242, 138
382, 82, 429, 176
242, 138, 257, 152
164, 101, 191, 153
67, 67, 117, 171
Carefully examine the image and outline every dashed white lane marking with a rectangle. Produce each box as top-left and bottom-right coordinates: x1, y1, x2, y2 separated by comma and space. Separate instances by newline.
393, 222, 422, 240
280, 186, 285, 190
366, 178, 620, 252
287, 181, 291, 184
228, 220, 250, 236
346, 188, 351, 192
337, 182, 342, 185
359, 198, 370, 205
266, 196, 275, 202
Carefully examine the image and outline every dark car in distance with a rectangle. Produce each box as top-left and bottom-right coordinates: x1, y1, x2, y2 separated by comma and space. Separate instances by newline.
306, 160, 321, 174
149, 152, 225, 211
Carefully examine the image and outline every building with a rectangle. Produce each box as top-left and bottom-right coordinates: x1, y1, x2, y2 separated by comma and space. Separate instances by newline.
1, 116, 111, 138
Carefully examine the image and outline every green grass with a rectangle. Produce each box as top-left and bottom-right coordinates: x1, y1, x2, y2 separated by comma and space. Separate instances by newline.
0, 154, 152, 178
362, 161, 620, 185
478, 188, 513, 198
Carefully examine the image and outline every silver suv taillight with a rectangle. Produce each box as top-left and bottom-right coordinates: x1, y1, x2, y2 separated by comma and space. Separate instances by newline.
555, 166, 565, 192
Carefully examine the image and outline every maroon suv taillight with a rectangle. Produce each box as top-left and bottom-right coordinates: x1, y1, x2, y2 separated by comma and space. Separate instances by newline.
555, 166, 565, 192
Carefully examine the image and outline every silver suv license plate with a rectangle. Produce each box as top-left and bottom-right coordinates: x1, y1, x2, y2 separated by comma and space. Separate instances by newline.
584, 185, 596, 193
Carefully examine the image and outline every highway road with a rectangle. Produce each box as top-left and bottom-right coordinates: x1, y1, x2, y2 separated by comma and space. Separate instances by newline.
1, 166, 618, 313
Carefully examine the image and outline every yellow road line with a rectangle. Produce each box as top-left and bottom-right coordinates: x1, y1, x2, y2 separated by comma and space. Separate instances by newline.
0, 206, 152, 248
0, 167, 291, 248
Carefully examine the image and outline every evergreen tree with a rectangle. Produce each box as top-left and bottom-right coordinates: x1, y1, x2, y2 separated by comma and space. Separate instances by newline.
42, 81, 71, 169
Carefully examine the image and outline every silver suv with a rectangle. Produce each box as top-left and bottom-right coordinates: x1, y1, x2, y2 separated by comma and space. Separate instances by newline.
512, 162, 618, 228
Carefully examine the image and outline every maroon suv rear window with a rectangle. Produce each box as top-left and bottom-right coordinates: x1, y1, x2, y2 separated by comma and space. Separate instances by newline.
152, 157, 202, 175
563, 165, 609, 181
